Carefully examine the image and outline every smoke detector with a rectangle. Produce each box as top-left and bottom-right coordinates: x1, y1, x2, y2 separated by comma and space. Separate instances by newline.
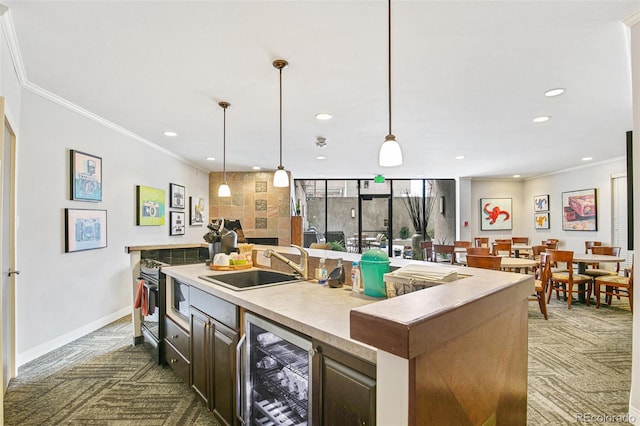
315, 136, 327, 148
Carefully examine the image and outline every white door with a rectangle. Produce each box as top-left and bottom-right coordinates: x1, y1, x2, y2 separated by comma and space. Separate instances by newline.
0, 97, 17, 405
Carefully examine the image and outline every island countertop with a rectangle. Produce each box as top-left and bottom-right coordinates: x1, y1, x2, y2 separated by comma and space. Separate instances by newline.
160, 246, 534, 365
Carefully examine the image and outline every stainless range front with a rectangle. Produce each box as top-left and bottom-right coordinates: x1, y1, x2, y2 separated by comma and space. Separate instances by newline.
135, 258, 169, 364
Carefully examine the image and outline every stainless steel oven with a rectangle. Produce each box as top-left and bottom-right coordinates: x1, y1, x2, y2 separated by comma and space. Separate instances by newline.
136, 259, 168, 364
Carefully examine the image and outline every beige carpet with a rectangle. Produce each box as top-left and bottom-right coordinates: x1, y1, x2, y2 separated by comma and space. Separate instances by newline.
3, 294, 633, 425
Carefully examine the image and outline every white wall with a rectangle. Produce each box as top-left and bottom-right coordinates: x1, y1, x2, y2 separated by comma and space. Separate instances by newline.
10, 90, 209, 365
470, 179, 525, 239
522, 159, 626, 253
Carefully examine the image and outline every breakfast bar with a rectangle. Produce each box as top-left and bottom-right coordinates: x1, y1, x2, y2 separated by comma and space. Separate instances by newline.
150, 245, 533, 425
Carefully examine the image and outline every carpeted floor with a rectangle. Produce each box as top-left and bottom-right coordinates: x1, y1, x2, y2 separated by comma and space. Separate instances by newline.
3, 295, 633, 425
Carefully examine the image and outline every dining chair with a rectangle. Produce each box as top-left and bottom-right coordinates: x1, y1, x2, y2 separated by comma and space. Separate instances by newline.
542, 239, 559, 249
492, 242, 512, 257
473, 237, 489, 248
511, 237, 531, 258
432, 244, 456, 265
594, 256, 633, 312
584, 246, 621, 278
546, 250, 594, 309
585, 240, 602, 253
453, 240, 471, 264
420, 241, 433, 262
467, 247, 491, 256
465, 255, 502, 270
528, 245, 547, 276
531, 252, 550, 320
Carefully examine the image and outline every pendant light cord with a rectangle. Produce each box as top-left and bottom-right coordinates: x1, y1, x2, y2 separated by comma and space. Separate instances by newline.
222, 106, 227, 180
279, 66, 283, 168
387, 0, 392, 136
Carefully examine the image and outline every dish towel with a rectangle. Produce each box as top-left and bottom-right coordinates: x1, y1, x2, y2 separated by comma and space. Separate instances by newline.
134, 279, 149, 316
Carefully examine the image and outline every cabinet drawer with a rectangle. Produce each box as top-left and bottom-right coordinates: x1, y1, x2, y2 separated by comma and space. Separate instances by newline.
164, 341, 190, 385
165, 316, 190, 360
190, 286, 238, 330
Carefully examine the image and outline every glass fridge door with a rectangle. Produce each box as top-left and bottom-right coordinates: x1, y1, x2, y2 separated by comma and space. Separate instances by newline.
242, 312, 312, 426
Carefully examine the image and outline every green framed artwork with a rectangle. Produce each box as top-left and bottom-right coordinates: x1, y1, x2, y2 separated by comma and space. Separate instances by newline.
136, 185, 166, 226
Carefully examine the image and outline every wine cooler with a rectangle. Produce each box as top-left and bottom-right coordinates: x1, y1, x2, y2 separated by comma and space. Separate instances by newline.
238, 312, 313, 425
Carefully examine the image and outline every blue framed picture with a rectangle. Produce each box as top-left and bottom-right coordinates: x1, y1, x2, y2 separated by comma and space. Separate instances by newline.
65, 208, 107, 252
70, 150, 102, 202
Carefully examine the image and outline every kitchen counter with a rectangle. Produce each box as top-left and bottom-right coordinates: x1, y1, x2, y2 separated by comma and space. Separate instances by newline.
161, 262, 380, 363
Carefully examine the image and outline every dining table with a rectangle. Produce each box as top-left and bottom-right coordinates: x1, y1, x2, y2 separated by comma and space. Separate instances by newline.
500, 257, 538, 273
511, 243, 532, 258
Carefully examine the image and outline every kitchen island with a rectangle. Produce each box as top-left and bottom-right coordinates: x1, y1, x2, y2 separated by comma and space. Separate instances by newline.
157, 245, 533, 425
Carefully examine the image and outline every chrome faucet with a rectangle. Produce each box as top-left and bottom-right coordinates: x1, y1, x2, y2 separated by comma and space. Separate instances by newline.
263, 244, 309, 280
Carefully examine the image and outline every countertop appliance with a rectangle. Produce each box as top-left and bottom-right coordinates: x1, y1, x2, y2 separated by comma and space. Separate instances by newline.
238, 312, 312, 425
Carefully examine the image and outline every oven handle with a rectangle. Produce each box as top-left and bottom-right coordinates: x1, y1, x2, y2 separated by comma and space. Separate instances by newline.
236, 333, 246, 425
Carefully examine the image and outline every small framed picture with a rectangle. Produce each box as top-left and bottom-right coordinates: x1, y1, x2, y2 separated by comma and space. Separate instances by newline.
562, 188, 597, 231
70, 150, 102, 202
534, 212, 550, 229
170, 211, 185, 236
534, 194, 549, 212
65, 208, 107, 252
136, 185, 166, 226
190, 196, 205, 226
169, 183, 185, 209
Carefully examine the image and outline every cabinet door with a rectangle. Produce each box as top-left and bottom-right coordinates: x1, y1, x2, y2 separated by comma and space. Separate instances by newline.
191, 307, 213, 409
314, 343, 377, 426
212, 319, 239, 426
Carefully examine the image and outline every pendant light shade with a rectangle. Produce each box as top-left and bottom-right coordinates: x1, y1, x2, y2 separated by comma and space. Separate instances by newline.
273, 59, 290, 187
217, 101, 231, 197
379, 0, 403, 167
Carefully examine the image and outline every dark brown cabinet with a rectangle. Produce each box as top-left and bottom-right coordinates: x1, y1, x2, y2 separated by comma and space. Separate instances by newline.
190, 287, 239, 426
313, 341, 376, 426
163, 316, 190, 385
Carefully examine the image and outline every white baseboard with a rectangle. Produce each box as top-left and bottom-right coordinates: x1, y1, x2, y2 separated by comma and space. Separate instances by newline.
16, 306, 131, 368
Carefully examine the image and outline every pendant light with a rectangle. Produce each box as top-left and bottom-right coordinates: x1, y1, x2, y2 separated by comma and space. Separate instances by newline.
379, 0, 403, 167
217, 101, 231, 197
273, 59, 290, 187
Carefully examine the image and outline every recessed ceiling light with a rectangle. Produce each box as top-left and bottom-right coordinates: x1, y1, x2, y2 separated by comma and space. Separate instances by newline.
315, 113, 332, 120
582, 157, 593, 161
316, 156, 326, 160
513, 174, 521, 178
205, 157, 215, 161
545, 88, 565, 97
252, 166, 261, 170
533, 116, 551, 123
455, 155, 465, 160
163, 131, 178, 137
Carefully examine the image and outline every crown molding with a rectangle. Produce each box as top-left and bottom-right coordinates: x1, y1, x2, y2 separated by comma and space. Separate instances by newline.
624, 9, 640, 28
0, 9, 208, 174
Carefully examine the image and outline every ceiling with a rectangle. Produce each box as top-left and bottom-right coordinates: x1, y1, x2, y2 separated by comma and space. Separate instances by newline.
5, 0, 639, 180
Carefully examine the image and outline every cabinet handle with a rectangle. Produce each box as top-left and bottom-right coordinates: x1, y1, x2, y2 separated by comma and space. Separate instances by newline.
169, 358, 177, 364
171, 334, 179, 339
236, 334, 247, 425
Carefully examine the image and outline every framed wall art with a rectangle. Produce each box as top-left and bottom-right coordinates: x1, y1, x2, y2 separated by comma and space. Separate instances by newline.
562, 188, 597, 231
480, 198, 512, 231
190, 196, 205, 226
170, 211, 185, 236
169, 183, 185, 209
534, 194, 549, 212
534, 212, 550, 230
70, 150, 102, 202
136, 185, 165, 226
65, 208, 107, 252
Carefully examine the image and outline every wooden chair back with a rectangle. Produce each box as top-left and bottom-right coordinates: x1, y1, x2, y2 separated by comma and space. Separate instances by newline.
466, 255, 502, 271
420, 241, 433, 262
585, 240, 602, 254
512, 237, 529, 244
495, 238, 511, 243
432, 244, 456, 264
473, 237, 489, 248
531, 245, 547, 259
467, 247, 490, 256
454, 241, 472, 248
591, 246, 622, 273
542, 239, 559, 249
492, 242, 512, 257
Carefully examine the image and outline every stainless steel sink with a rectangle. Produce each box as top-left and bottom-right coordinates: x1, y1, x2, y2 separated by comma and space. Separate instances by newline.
198, 269, 301, 291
